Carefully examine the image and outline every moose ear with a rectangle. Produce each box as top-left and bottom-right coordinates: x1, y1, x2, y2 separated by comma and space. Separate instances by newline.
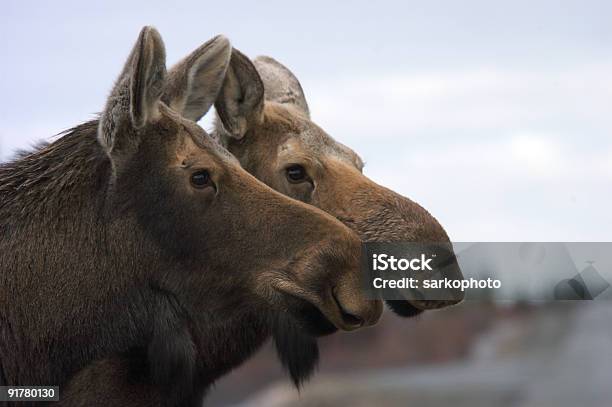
214, 48, 264, 140
253, 56, 310, 118
98, 26, 166, 155
162, 35, 231, 122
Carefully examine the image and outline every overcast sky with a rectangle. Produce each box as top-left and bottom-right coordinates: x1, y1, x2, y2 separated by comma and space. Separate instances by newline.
2, 0, 611, 241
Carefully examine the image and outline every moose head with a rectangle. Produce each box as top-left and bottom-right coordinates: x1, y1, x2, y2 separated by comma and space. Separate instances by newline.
214, 50, 464, 317
0, 28, 382, 396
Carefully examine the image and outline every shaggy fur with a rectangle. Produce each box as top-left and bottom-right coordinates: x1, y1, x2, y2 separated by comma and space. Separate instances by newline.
272, 312, 319, 388
1, 28, 379, 407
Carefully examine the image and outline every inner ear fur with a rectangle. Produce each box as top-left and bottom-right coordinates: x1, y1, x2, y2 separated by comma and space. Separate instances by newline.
214, 48, 264, 140
98, 26, 167, 157
162, 35, 232, 122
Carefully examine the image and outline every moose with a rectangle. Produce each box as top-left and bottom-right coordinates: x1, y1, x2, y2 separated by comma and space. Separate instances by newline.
212, 48, 465, 380
0, 27, 384, 406
215, 49, 463, 312
56, 46, 464, 406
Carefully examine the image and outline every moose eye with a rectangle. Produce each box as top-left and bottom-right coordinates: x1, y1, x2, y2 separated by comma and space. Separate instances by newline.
286, 165, 307, 183
190, 170, 213, 189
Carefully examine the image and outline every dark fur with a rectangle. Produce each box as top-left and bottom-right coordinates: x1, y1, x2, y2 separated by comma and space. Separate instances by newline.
0, 119, 357, 406
146, 287, 196, 403
271, 314, 320, 388
1, 28, 373, 407
0, 122, 264, 402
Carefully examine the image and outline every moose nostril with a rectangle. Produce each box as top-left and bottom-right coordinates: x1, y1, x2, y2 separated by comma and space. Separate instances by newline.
341, 311, 364, 327
332, 287, 364, 328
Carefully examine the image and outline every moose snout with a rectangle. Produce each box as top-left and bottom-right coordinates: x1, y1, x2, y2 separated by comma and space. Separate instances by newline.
324, 232, 384, 331
304, 228, 383, 332
265, 205, 383, 335
320, 169, 466, 313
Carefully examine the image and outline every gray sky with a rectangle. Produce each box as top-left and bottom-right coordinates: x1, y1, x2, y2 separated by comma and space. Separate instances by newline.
2, 0, 611, 241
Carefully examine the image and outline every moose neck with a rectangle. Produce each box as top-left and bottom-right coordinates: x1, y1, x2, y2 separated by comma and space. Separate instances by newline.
0, 121, 163, 385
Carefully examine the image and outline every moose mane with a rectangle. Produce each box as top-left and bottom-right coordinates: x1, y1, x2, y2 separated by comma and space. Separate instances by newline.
0, 120, 108, 222
0, 120, 160, 386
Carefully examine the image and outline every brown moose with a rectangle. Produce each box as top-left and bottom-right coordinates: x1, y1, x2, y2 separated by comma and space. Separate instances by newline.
0, 27, 382, 406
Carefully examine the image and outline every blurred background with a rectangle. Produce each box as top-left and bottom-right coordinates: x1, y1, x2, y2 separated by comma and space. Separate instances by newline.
2, 1, 611, 406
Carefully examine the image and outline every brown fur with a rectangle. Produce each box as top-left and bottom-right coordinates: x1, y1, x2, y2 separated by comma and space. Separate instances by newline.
216, 52, 464, 313
0, 29, 381, 406
210, 49, 465, 393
